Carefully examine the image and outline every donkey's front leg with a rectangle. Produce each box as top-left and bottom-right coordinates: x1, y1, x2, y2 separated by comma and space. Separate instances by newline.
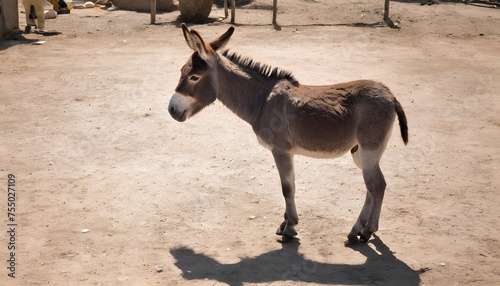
272, 150, 299, 240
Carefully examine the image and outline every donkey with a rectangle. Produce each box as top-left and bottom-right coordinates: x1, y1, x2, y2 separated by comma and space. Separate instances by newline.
168, 24, 408, 244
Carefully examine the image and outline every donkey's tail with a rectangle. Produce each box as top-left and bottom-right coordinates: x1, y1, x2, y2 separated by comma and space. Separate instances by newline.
393, 97, 408, 145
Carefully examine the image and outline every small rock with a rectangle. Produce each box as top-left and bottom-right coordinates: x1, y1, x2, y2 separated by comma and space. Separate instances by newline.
248, 215, 256, 220
417, 267, 430, 273
44, 9, 57, 19
81, 228, 89, 233
155, 266, 163, 273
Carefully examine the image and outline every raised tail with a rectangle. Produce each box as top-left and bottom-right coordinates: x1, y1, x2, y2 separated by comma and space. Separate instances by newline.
393, 97, 408, 145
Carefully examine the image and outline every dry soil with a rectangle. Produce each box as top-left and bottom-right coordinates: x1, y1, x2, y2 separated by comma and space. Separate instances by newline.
1, 0, 499, 285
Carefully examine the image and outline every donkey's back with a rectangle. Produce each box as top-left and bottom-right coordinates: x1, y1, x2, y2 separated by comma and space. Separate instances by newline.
255, 79, 408, 161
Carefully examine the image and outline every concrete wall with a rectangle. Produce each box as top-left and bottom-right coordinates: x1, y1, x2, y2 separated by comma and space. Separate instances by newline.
0, 0, 19, 37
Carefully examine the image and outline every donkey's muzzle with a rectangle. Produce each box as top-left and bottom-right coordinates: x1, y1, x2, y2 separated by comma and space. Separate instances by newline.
168, 105, 186, 122
168, 92, 189, 122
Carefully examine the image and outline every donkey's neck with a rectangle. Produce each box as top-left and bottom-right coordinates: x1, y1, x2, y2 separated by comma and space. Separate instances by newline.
215, 56, 275, 126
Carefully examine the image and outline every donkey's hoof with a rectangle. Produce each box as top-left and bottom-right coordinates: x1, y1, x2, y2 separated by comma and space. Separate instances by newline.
282, 227, 297, 238
279, 235, 295, 243
276, 221, 297, 238
345, 231, 372, 246
276, 221, 287, 235
276, 226, 297, 238
278, 228, 298, 243
360, 231, 373, 243
345, 233, 360, 246
276, 227, 283, 235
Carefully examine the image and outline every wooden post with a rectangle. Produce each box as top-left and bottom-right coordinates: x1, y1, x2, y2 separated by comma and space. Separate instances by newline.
224, 0, 228, 18
383, 0, 389, 21
150, 0, 156, 24
272, 0, 277, 24
0, 6, 3, 38
230, 0, 235, 24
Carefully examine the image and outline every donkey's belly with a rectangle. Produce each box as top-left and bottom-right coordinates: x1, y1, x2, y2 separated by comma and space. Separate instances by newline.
292, 147, 348, 159
255, 136, 350, 158
289, 120, 357, 159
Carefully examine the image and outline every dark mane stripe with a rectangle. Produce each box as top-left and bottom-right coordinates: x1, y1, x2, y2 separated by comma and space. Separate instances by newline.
222, 50, 300, 87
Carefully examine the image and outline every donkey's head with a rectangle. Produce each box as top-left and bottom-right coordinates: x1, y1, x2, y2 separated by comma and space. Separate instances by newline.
168, 24, 235, 122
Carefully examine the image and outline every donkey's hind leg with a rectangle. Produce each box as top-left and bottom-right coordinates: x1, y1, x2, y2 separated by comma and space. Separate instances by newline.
347, 147, 387, 245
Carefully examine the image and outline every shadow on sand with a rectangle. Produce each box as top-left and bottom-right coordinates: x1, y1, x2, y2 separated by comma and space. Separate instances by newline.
0, 31, 61, 51
170, 235, 421, 286
0, 34, 40, 51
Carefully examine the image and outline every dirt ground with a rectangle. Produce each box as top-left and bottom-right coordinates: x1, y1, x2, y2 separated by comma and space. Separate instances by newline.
1, 0, 499, 285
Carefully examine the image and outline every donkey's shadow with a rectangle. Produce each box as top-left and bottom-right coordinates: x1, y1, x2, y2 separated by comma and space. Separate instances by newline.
170, 235, 421, 286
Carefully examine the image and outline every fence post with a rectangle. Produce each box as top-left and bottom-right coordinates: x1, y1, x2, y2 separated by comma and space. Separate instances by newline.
150, 0, 156, 24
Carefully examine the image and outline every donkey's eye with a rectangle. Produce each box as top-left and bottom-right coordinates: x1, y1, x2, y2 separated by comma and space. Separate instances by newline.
189, 75, 200, 81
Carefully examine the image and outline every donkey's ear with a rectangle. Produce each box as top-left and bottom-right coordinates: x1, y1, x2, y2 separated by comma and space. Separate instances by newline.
181, 23, 215, 63
181, 23, 196, 51
210, 27, 235, 51
189, 30, 214, 63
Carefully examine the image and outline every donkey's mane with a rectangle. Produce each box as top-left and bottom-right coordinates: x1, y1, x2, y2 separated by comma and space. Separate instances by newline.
222, 50, 300, 87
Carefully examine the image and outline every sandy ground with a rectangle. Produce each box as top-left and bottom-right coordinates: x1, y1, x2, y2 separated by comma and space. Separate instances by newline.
1, 0, 499, 285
